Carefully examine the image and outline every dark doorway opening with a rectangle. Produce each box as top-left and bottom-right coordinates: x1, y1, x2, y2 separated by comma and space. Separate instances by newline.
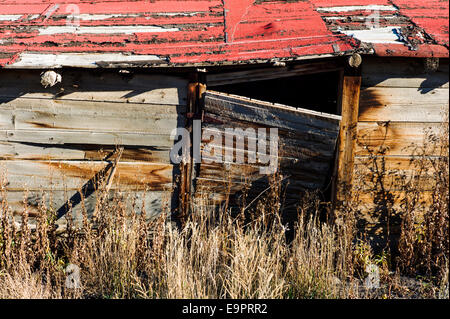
209, 71, 341, 115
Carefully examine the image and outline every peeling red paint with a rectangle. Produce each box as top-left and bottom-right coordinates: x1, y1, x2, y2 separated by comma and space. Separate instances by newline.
391, 0, 449, 47
0, 0, 448, 68
311, 0, 449, 57
312, 0, 393, 5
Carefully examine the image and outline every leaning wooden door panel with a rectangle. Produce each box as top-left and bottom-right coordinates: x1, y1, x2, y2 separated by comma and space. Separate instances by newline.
195, 90, 341, 206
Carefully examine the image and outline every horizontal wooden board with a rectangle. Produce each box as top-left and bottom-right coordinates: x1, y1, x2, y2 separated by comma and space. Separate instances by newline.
201, 150, 331, 172
1, 107, 182, 135
202, 114, 339, 146
197, 161, 326, 187
0, 98, 186, 133
195, 177, 310, 205
355, 190, 435, 213
0, 142, 171, 162
0, 97, 187, 116
362, 57, 449, 87
1, 129, 176, 148
362, 59, 449, 88
359, 102, 447, 123
205, 91, 341, 130
358, 87, 449, 122
0, 70, 188, 106
0, 160, 173, 191
356, 122, 445, 156
354, 155, 446, 171
201, 126, 336, 159
353, 156, 443, 191
362, 75, 449, 89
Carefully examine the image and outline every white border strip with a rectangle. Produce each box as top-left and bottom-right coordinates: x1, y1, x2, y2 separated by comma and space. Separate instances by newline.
340, 26, 402, 44
317, 5, 398, 12
38, 25, 180, 35
0, 15, 22, 21
323, 15, 398, 21
8, 53, 162, 68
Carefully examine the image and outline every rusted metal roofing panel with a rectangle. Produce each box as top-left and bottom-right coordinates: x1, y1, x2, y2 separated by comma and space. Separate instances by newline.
0, 0, 448, 68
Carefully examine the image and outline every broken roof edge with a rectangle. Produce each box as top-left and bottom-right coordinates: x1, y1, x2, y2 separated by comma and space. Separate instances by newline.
1, 49, 362, 70
1, 46, 448, 70
372, 43, 449, 58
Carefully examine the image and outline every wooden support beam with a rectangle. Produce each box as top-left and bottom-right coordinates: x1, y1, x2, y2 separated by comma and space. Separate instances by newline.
333, 68, 362, 207
177, 72, 206, 224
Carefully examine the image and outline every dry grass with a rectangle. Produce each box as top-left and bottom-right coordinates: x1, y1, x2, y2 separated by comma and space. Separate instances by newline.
0, 183, 447, 299
0, 183, 357, 299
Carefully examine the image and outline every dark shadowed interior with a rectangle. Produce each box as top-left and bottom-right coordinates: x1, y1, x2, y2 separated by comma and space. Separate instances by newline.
209, 71, 341, 115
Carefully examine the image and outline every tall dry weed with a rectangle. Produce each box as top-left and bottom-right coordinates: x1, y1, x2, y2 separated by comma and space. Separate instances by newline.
398, 109, 449, 281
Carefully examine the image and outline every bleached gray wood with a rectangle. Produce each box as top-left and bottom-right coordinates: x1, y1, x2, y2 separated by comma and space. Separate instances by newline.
1, 130, 176, 148
3, 190, 171, 227
0, 160, 174, 191
0, 70, 188, 106
0, 106, 182, 135
196, 89, 341, 203
0, 141, 171, 162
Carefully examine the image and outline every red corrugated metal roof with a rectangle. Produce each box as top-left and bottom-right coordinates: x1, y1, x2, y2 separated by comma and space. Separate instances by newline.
0, 0, 448, 68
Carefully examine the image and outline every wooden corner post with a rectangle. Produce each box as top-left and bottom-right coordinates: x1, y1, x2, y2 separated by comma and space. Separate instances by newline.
333, 54, 362, 208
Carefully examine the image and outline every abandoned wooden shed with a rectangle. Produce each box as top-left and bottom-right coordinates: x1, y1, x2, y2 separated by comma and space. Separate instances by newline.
0, 1, 448, 242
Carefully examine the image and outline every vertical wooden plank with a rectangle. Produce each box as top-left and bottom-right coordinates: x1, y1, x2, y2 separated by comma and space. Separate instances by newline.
333, 73, 362, 206
177, 71, 206, 224
178, 81, 195, 223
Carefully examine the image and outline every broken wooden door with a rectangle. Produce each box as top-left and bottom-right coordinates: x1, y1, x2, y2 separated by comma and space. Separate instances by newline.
194, 90, 341, 210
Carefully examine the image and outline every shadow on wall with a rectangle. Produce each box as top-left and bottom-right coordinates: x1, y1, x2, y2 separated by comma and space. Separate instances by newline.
353, 125, 448, 256
0, 69, 188, 105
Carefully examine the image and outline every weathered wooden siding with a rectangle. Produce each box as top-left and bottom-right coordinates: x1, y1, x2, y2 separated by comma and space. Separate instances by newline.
354, 57, 449, 247
195, 90, 341, 210
0, 69, 188, 224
